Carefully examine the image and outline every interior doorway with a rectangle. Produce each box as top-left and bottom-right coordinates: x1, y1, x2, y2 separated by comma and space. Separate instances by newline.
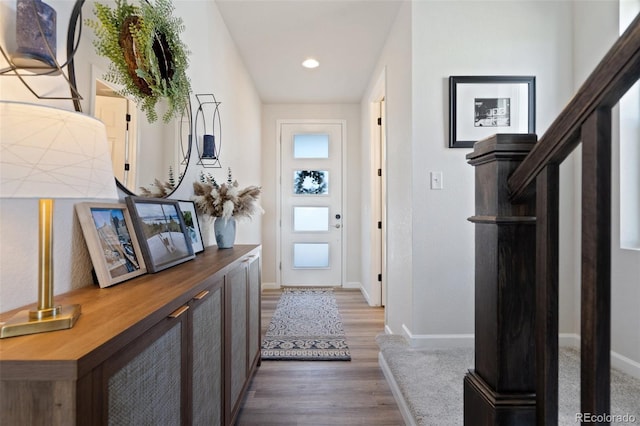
93, 80, 137, 190
367, 68, 388, 308
376, 99, 387, 306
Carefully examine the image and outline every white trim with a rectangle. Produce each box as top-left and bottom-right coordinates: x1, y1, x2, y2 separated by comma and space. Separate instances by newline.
401, 324, 475, 349
261, 281, 279, 290
560, 333, 640, 379
368, 68, 387, 308
559, 333, 580, 349
360, 283, 375, 306
611, 350, 640, 379
275, 122, 282, 287
378, 352, 417, 426
343, 281, 361, 290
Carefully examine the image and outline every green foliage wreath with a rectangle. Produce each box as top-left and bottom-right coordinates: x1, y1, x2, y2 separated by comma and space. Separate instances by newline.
86, 0, 191, 122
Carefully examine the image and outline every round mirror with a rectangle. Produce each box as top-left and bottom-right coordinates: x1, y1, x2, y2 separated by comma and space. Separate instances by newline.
90, 73, 192, 197
63, 0, 192, 197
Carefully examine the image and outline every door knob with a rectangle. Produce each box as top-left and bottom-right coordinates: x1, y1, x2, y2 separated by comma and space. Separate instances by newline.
335, 224, 341, 228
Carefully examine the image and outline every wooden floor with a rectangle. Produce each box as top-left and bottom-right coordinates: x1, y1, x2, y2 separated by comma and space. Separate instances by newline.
235, 289, 405, 425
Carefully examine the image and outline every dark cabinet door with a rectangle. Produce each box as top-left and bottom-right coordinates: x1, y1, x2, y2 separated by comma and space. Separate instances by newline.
191, 281, 224, 426
99, 309, 187, 426
225, 264, 248, 423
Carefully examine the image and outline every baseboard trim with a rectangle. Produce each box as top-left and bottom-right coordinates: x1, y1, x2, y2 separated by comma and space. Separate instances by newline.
359, 284, 377, 307
262, 282, 279, 290
559, 333, 580, 348
378, 352, 417, 426
401, 324, 475, 349
559, 333, 639, 379
343, 281, 361, 290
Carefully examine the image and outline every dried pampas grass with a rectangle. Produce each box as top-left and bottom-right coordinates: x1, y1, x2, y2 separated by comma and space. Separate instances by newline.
193, 180, 262, 220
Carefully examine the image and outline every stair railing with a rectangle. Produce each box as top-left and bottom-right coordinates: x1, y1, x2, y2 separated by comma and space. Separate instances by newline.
465, 12, 640, 425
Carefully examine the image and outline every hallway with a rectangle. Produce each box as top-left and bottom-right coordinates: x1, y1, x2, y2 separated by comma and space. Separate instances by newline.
236, 289, 404, 425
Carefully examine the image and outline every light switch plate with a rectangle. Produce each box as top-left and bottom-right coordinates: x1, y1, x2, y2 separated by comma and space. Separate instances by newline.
430, 171, 443, 190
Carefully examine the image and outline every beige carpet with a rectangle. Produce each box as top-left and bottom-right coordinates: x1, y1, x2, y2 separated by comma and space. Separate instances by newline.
377, 334, 640, 426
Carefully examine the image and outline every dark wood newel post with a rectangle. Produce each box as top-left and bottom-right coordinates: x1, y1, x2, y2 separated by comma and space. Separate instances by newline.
464, 134, 538, 426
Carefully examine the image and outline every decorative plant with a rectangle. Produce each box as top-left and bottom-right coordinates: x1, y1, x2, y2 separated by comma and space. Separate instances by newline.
192, 168, 262, 220
86, 0, 191, 123
139, 166, 180, 197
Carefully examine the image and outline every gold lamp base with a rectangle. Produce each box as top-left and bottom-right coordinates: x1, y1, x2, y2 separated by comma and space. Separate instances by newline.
0, 304, 81, 338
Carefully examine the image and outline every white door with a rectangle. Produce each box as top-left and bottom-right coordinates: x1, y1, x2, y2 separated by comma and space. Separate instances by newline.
279, 121, 344, 287
95, 95, 137, 189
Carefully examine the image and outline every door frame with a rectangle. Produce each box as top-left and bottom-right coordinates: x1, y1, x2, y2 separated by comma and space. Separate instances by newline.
275, 119, 348, 288
90, 64, 139, 190
369, 69, 387, 307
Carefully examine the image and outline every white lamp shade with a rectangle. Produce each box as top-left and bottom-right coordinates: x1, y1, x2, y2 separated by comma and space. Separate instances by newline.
1, 101, 118, 199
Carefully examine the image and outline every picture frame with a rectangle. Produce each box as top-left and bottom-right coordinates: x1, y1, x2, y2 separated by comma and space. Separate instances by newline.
449, 76, 535, 148
75, 202, 147, 288
125, 197, 195, 273
178, 200, 204, 254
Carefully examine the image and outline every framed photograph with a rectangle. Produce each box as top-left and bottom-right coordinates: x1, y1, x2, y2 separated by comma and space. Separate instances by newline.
449, 76, 535, 148
125, 197, 195, 273
75, 202, 147, 288
178, 200, 204, 254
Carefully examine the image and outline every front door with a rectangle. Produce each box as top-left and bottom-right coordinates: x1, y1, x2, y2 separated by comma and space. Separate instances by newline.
279, 121, 344, 286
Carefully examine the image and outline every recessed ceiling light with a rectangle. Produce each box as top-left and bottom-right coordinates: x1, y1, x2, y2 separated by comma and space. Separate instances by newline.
302, 58, 319, 69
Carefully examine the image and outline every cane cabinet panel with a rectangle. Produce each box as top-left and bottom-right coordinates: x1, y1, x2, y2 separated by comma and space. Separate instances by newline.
191, 283, 224, 425
225, 253, 261, 424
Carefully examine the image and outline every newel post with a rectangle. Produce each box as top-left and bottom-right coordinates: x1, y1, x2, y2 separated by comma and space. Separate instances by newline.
464, 134, 538, 425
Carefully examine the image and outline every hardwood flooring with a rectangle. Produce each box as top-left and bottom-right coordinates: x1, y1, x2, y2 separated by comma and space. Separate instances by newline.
235, 289, 405, 425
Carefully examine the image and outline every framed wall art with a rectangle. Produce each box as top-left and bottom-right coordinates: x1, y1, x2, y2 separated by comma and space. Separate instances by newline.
125, 197, 195, 273
75, 202, 147, 288
449, 76, 535, 148
178, 200, 204, 254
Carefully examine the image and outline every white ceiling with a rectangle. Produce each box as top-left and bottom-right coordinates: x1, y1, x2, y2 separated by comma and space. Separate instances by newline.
215, 0, 403, 104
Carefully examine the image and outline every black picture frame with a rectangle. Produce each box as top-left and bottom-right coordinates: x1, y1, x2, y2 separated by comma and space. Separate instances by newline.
125, 197, 195, 273
449, 76, 535, 148
178, 200, 205, 254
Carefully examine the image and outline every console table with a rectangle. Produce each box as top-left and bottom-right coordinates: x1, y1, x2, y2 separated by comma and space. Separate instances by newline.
0, 245, 261, 426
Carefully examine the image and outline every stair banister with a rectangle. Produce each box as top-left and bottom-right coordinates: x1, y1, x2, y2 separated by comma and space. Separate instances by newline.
465, 12, 640, 426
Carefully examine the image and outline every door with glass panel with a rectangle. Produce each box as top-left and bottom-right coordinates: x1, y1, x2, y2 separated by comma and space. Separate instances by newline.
280, 122, 343, 286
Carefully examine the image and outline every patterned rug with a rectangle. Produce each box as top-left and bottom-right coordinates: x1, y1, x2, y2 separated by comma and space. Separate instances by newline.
261, 287, 351, 361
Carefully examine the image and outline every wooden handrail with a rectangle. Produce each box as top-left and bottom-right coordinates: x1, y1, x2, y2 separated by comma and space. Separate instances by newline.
508, 13, 640, 201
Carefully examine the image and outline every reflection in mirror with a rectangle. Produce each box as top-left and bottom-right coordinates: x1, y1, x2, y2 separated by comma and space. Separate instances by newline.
94, 81, 138, 189
91, 73, 191, 197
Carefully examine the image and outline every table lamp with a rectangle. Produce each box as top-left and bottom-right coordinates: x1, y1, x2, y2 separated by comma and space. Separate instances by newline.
0, 101, 117, 338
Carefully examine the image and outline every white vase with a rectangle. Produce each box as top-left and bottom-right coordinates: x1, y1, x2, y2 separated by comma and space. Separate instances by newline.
214, 217, 236, 249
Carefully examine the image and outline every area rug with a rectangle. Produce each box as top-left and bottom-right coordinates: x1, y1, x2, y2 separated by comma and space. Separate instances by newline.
261, 287, 351, 361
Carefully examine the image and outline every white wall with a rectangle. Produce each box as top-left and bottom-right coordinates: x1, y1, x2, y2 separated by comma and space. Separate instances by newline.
169, 1, 262, 248
406, 0, 574, 344
0, 0, 262, 312
361, 1, 413, 335
260, 104, 361, 288
367, 0, 640, 371
571, 0, 640, 375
